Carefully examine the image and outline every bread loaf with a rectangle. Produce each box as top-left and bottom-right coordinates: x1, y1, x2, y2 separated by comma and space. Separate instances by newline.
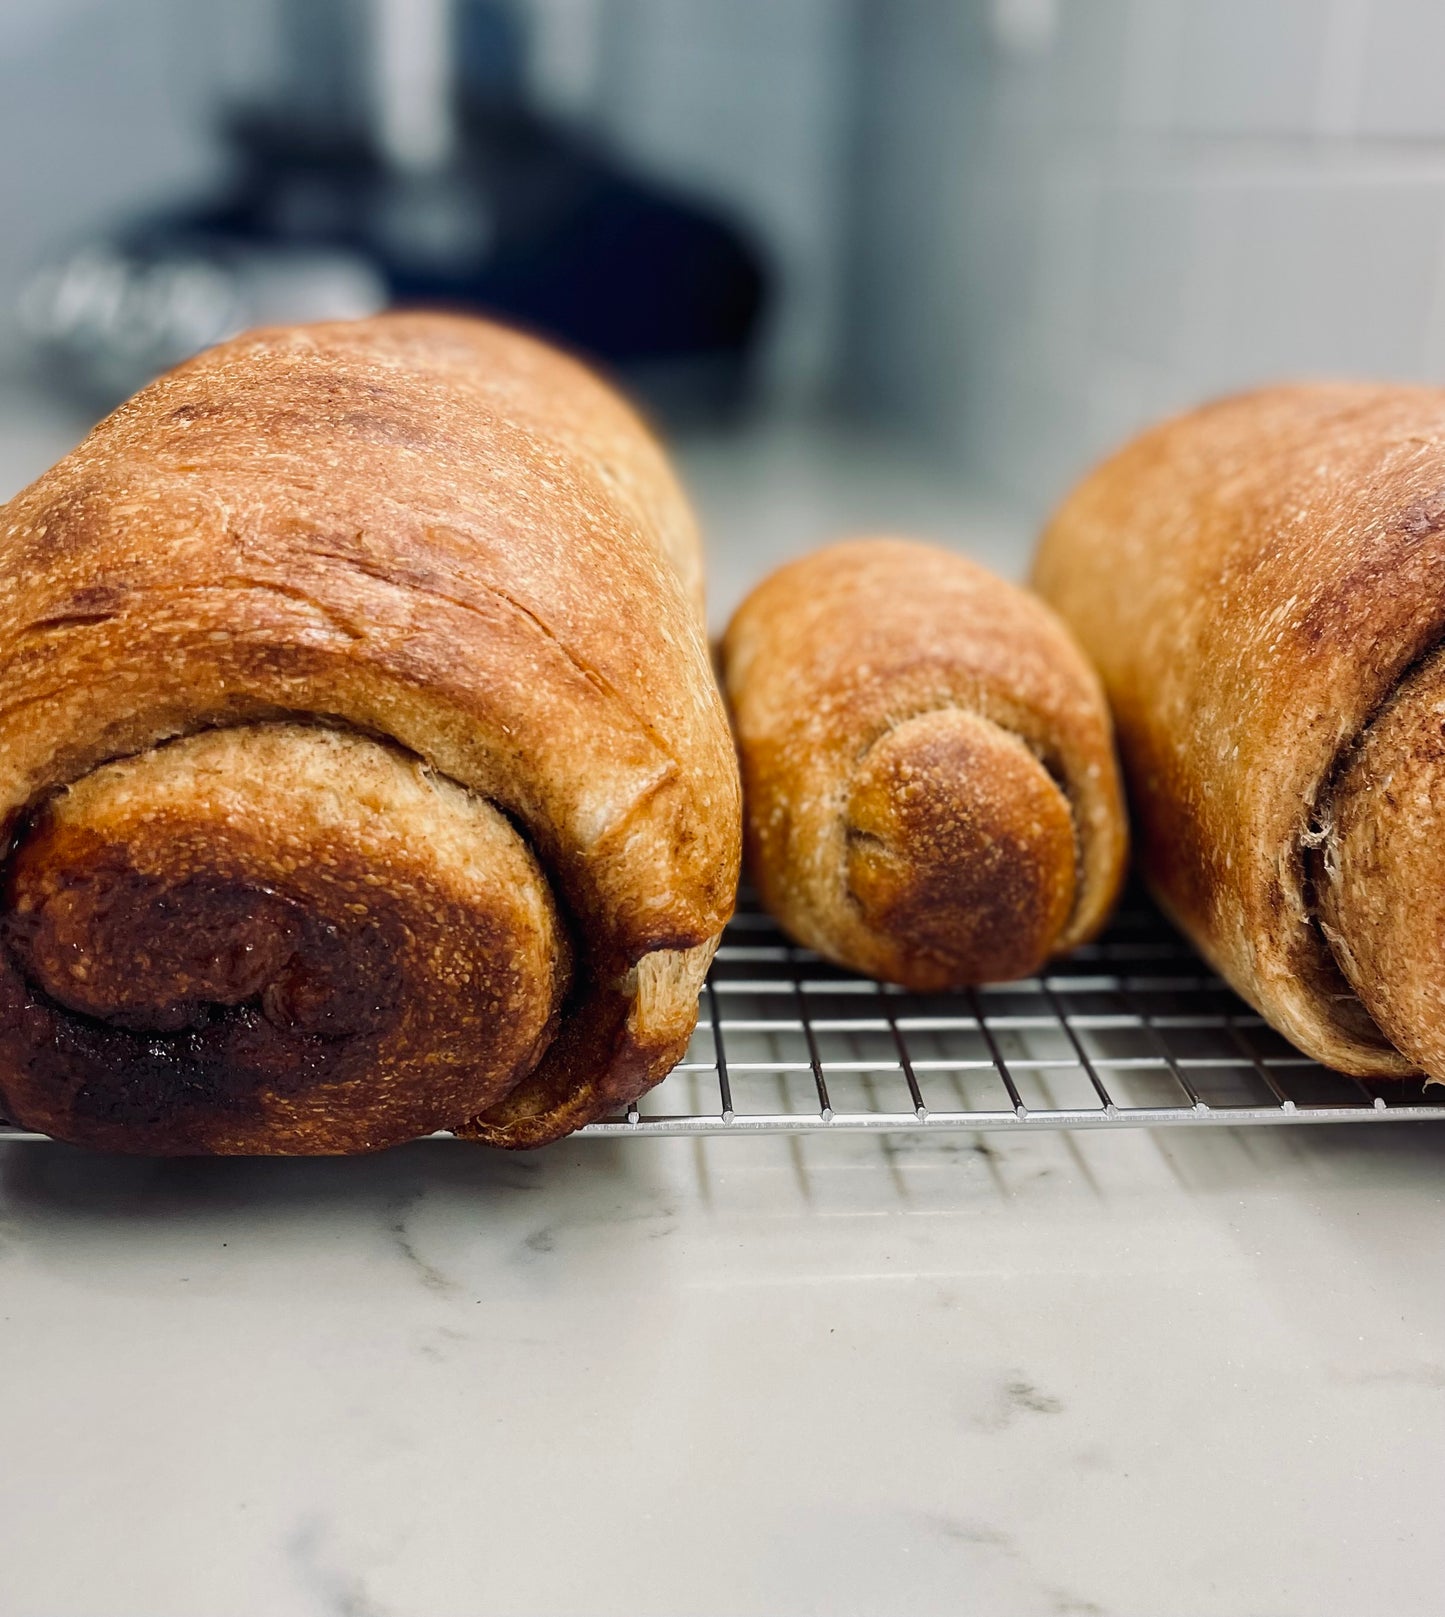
721, 538, 1127, 988
1033, 383, 1445, 1079
0, 312, 740, 1152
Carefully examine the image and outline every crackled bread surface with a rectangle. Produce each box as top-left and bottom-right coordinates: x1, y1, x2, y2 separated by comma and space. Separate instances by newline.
1033, 383, 1445, 1080
0, 312, 740, 1152
721, 538, 1127, 989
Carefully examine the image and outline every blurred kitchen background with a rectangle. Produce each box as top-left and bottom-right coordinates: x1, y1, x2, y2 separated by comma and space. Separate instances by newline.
2, 0, 1443, 621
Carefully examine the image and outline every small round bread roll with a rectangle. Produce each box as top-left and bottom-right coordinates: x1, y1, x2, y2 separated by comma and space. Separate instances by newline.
720, 538, 1127, 988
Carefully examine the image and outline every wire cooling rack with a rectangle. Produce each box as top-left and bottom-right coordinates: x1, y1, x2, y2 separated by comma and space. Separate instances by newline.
2, 889, 1443, 1144
585, 889, 1445, 1136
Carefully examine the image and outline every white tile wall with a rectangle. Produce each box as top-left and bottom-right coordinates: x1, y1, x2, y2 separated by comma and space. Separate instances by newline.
1181, 175, 1445, 390
0, 0, 240, 354
1355, 0, 1445, 137
849, 0, 1445, 522
581, 0, 855, 403
1171, 0, 1333, 136
1047, 1, 1136, 133
0, 0, 853, 405
1089, 179, 1196, 366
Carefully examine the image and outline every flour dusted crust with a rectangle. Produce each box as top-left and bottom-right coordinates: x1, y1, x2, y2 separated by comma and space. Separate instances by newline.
1032, 382, 1445, 1078
0, 312, 740, 1151
721, 538, 1126, 989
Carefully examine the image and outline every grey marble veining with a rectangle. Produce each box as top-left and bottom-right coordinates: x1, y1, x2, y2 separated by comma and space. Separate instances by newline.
2, 1123, 1443, 1615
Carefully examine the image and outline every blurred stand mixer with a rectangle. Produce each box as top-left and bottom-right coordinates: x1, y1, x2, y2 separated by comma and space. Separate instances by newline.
19, 0, 768, 421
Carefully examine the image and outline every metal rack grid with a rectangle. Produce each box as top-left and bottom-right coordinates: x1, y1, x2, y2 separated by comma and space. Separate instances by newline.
583, 889, 1445, 1136
2, 889, 1444, 1144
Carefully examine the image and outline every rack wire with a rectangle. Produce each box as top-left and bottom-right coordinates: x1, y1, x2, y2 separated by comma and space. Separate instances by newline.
2, 889, 1444, 1144
584, 889, 1445, 1136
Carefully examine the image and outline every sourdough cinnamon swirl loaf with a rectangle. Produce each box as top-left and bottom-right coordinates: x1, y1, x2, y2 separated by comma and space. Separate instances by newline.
0, 312, 740, 1152
1033, 383, 1445, 1081
721, 539, 1127, 989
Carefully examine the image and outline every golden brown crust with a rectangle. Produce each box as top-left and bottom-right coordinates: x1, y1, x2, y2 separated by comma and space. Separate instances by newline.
1032, 382, 1445, 1078
0, 726, 568, 1152
1315, 647, 1445, 1076
721, 538, 1127, 988
844, 710, 1078, 988
0, 312, 740, 1151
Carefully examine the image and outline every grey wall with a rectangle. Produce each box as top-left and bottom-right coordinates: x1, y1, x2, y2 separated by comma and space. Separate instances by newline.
15, 0, 1444, 485
848, 0, 1445, 521
0, 0, 275, 356
524, 0, 857, 404
0, 0, 856, 403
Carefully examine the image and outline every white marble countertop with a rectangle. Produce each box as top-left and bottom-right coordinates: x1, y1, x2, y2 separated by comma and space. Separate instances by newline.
3, 1123, 1444, 1616
1, 378, 1443, 1615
